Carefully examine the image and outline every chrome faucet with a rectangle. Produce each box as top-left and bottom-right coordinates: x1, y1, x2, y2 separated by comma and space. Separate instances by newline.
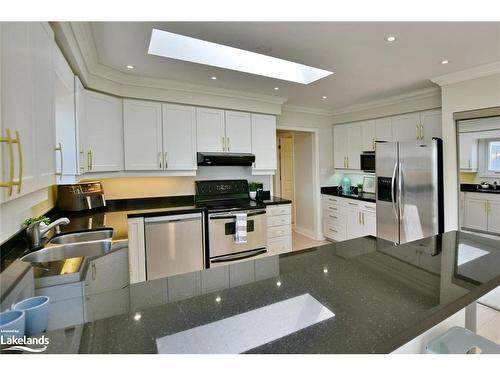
27, 217, 70, 248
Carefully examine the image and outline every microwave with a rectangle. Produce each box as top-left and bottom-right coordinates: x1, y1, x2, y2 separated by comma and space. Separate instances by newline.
360, 151, 375, 173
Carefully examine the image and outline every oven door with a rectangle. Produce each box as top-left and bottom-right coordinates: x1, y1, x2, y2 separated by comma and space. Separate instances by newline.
208, 209, 267, 264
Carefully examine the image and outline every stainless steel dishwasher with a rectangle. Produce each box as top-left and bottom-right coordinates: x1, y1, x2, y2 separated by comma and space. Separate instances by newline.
144, 212, 204, 280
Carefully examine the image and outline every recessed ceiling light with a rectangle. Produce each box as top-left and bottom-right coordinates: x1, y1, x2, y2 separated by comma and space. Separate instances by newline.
133, 313, 141, 321
322, 95, 328, 99
274, 87, 280, 91
323, 267, 329, 274
276, 280, 282, 287
441, 60, 449, 65
126, 65, 135, 70
386, 36, 396, 42
148, 29, 333, 84
215, 296, 221, 303
211, 76, 217, 80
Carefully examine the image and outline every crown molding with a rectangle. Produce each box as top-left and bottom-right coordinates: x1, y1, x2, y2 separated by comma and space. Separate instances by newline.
430, 61, 500, 86
330, 87, 441, 116
281, 104, 333, 116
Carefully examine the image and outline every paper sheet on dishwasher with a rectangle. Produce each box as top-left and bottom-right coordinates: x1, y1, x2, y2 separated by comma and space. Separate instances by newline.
156, 293, 334, 354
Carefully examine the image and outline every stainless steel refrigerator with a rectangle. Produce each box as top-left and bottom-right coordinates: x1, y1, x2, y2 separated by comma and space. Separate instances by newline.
376, 138, 444, 244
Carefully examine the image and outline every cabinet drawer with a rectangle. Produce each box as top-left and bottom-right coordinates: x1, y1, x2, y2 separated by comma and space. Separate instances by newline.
323, 221, 346, 242
322, 195, 341, 205
267, 204, 291, 217
36, 282, 83, 302
267, 214, 291, 227
267, 236, 291, 255
323, 210, 346, 224
267, 225, 291, 239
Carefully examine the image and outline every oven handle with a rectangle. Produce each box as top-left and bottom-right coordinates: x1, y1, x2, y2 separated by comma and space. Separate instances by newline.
210, 248, 267, 263
209, 210, 266, 220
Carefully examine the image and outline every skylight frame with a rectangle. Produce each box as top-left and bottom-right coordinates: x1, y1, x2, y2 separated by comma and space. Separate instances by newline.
148, 28, 333, 84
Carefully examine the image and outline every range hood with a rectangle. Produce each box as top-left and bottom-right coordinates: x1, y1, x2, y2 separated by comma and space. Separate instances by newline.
197, 152, 255, 166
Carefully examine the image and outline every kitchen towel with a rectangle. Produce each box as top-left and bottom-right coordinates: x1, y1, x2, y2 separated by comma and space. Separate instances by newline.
235, 213, 247, 243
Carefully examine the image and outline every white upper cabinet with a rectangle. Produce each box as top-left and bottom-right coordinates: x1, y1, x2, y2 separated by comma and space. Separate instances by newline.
459, 132, 478, 171
419, 109, 442, 141
375, 117, 393, 142
333, 124, 349, 169
392, 112, 421, 142
196, 108, 225, 152
347, 122, 361, 170
251, 113, 277, 172
361, 120, 376, 152
224, 111, 252, 153
123, 100, 163, 171
80, 90, 123, 172
162, 103, 197, 170
1, 22, 55, 202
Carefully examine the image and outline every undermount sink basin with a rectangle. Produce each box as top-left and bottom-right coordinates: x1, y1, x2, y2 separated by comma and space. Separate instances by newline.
21, 229, 113, 264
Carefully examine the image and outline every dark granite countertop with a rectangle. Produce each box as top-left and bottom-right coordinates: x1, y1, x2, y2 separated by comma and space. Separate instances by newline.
40, 231, 500, 354
321, 186, 376, 203
461, 183, 500, 194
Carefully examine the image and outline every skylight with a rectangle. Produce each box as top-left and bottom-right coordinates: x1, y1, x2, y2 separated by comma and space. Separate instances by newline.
148, 29, 333, 84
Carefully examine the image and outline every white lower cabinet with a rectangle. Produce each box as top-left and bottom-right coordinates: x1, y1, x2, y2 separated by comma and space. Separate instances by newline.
84, 247, 129, 295
462, 192, 500, 234
322, 194, 376, 241
266, 204, 292, 255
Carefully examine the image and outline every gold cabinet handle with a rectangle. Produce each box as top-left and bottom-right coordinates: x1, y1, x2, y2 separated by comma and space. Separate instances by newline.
362, 212, 365, 225
158, 151, 162, 169
420, 125, 424, 140
222, 137, 226, 152
164, 152, 168, 169
87, 151, 92, 171
227, 137, 230, 152
416, 124, 420, 140
54, 142, 63, 178
11, 131, 22, 193
0, 129, 14, 196
79, 149, 85, 172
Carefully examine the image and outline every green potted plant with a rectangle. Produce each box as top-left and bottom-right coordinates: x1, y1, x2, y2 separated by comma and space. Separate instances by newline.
248, 182, 258, 199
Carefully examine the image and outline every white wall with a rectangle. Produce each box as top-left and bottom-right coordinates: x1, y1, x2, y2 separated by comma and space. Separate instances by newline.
293, 132, 315, 235
277, 109, 335, 187
440, 73, 500, 231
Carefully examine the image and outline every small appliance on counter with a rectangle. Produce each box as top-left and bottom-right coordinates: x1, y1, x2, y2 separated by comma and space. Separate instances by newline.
56, 181, 106, 211
362, 175, 376, 194
339, 175, 352, 194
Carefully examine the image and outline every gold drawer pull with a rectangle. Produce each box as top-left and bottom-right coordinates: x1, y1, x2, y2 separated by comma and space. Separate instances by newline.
329, 228, 337, 233
11, 130, 22, 193
329, 215, 337, 219
0, 129, 14, 196
329, 206, 337, 210
55, 142, 63, 178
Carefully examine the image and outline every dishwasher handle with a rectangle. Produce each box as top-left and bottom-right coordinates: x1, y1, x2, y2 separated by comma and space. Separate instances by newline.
144, 212, 202, 223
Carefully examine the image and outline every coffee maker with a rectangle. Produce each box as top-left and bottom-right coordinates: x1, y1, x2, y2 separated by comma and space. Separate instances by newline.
56, 181, 106, 211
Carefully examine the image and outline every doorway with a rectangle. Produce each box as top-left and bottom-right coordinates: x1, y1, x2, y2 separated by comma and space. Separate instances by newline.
274, 128, 329, 251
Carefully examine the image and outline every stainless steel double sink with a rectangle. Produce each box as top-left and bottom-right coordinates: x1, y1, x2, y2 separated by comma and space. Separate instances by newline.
21, 229, 113, 263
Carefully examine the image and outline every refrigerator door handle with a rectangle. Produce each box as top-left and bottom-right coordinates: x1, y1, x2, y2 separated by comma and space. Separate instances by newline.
398, 162, 404, 219
391, 162, 399, 220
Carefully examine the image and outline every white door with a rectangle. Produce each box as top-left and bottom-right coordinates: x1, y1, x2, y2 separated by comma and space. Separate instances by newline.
333, 124, 348, 169
487, 201, 500, 234
420, 109, 442, 142
224, 111, 252, 153
1, 23, 37, 200
123, 99, 163, 171
463, 197, 488, 231
251, 114, 277, 171
347, 122, 361, 170
196, 108, 225, 152
31, 23, 56, 190
375, 117, 392, 142
361, 120, 376, 152
363, 210, 377, 236
162, 103, 197, 170
81, 90, 123, 172
392, 112, 420, 142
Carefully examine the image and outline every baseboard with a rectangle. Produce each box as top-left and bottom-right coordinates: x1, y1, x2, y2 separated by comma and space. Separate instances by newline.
293, 226, 317, 240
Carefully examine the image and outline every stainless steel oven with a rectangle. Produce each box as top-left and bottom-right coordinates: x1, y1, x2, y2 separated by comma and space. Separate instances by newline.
208, 208, 267, 267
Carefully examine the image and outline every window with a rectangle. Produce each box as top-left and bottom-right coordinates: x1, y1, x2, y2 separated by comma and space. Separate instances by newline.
487, 140, 500, 172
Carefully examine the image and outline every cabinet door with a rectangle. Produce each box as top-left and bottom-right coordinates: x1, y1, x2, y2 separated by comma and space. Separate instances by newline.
196, 108, 225, 152
31, 23, 55, 190
420, 109, 441, 142
81, 90, 124, 172
346, 207, 364, 239
459, 133, 478, 171
392, 112, 420, 142
363, 210, 376, 236
361, 120, 376, 152
85, 248, 129, 295
123, 99, 163, 171
225, 111, 252, 153
54, 42, 79, 179
333, 124, 348, 169
347, 122, 361, 169
375, 117, 393, 142
162, 103, 197, 170
463, 197, 488, 231
251, 114, 277, 171
487, 201, 500, 234
1, 23, 37, 199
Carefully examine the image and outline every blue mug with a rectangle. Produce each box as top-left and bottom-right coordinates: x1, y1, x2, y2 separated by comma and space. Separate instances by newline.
0, 310, 25, 340
13, 296, 49, 336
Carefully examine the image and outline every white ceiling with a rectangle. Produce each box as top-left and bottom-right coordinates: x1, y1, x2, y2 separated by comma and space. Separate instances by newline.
90, 22, 500, 110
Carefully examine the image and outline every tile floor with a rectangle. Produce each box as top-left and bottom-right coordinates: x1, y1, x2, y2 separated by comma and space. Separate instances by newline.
292, 230, 330, 252
477, 303, 500, 344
